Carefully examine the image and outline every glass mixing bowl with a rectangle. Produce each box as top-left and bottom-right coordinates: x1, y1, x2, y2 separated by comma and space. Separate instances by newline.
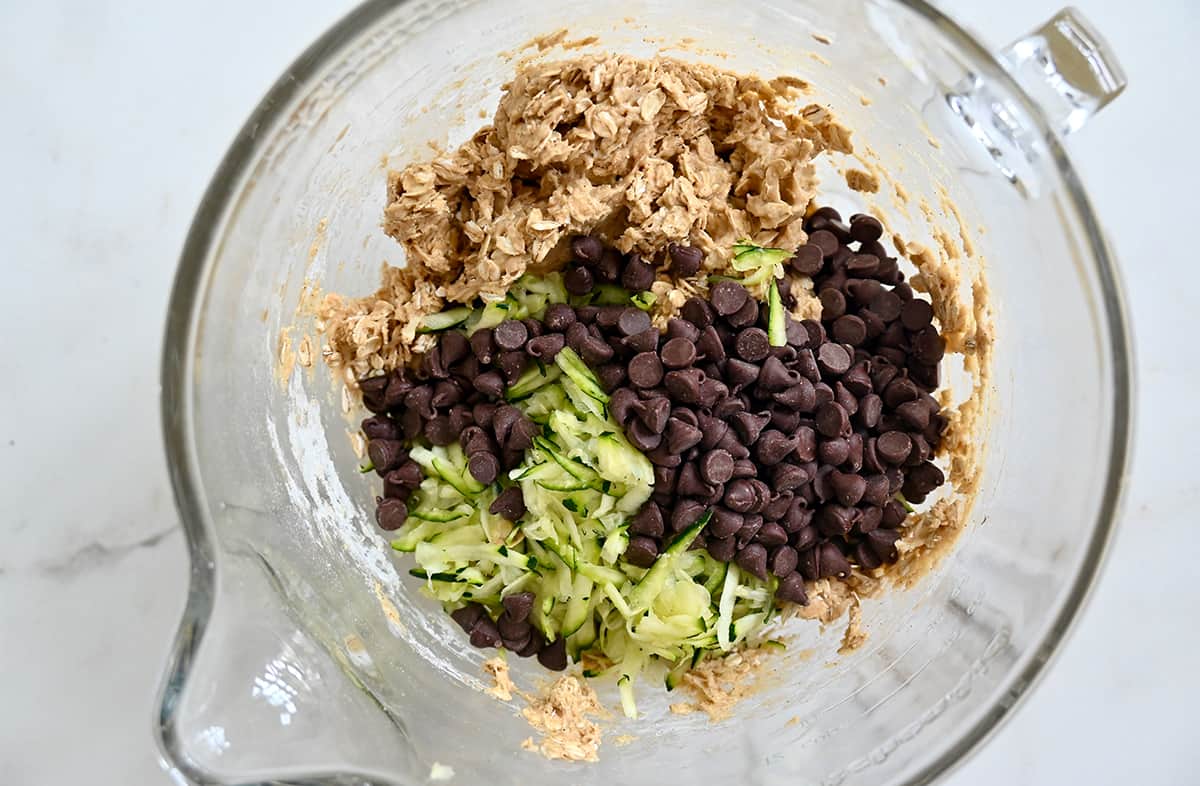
155, 1, 1132, 784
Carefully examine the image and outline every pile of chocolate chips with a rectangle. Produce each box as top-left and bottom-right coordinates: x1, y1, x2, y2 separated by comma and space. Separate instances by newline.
561, 208, 948, 605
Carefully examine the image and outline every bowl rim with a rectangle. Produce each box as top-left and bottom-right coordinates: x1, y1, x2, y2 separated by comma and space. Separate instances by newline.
154, 1, 1135, 783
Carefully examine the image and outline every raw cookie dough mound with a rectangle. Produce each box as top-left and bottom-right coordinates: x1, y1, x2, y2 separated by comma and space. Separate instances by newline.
321, 54, 854, 378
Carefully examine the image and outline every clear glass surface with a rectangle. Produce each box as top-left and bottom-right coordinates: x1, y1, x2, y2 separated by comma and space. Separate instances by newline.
156, 1, 1132, 784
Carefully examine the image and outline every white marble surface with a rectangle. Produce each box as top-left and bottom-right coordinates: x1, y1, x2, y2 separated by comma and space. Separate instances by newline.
0, 0, 1195, 783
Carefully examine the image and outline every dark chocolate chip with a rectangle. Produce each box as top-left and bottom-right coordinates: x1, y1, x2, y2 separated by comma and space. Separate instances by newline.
564, 265, 595, 295
665, 416, 704, 453
710, 280, 749, 316
631, 503, 665, 537
807, 230, 839, 258
622, 255, 656, 291
538, 638, 568, 671
819, 288, 846, 320
725, 297, 759, 328
375, 497, 408, 530
818, 542, 852, 578
618, 307, 652, 337
849, 214, 884, 243
791, 244, 824, 276
571, 235, 604, 264
815, 401, 850, 438
660, 337, 697, 369
736, 543, 769, 580
629, 352, 665, 389
831, 315, 867, 346
816, 342, 852, 376
699, 449, 735, 484
900, 298, 934, 331
735, 327, 770, 362
668, 243, 704, 277
625, 535, 660, 568
493, 319, 529, 351
489, 487, 526, 521
877, 431, 912, 465
724, 478, 758, 513
776, 572, 809, 603
527, 333, 565, 360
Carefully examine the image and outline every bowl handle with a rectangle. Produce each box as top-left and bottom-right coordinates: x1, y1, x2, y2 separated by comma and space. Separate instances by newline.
997, 7, 1127, 136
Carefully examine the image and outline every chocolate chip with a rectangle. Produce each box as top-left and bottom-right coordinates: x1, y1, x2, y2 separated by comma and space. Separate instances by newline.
666, 318, 700, 343
896, 400, 930, 431
659, 337, 697, 369
776, 572, 808, 603
540, 303, 574, 332
724, 478, 758, 513
571, 235, 604, 264
791, 244, 824, 276
671, 500, 707, 532
883, 377, 920, 409
451, 603, 485, 634
596, 363, 627, 391
725, 297, 759, 328
831, 315, 867, 346
849, 214, 884, 243
734, 327, 770, 362
710, 280, 749, 316
881, 500, 907, 529
493, 319, 528, 351
815, 402, 850, 438
497, 351, 528, 384
628, 352, 665, 389
816, 342, 852, 376
579, 336, 614, 366
631, 502, 665, 537
755, 429, 796, 465
869, 290, 904, 322
634, 396, 671, 433
625, 535, 660, 568
538, 637, 568, 671
707, 537, 737, 562
595, 249, 623, 284
628, 418, 663, 451
362, 415, 401, 442
757, 355, 796, 392
807, 229, 839, 258
696, 413, 730, 449
829, 470, 867, 506
756, 522, 788, 547
623, 328, 659, 355
564, 265, 595, 295
846, 254, 880, 277
665, 416, 704, 453
911, 328, 946, 364
699, 449, 735, 484
818, 437, 850, 466
866, 528, 901, 562
677, 462, 710, 496
904, 461, 945, 497
617, 307, 651, 337
877, 431, 912, 465
622, 255, 656, 291
731, 411, 771, 444
375, 497, 408, 530
664, 368, 704, 404
819, 288, 846, 320
527, 333, 565, 360
489, 487, 526, 520
735, 542, 769, 580
899, 299, 934, 331
818, 542, 852, 578
467, 614, 502, 649
669, 243, 704, 277
681, 296, 714, 328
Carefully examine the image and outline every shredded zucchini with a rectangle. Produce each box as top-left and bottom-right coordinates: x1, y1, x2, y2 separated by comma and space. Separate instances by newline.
387, 271, 786, 707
